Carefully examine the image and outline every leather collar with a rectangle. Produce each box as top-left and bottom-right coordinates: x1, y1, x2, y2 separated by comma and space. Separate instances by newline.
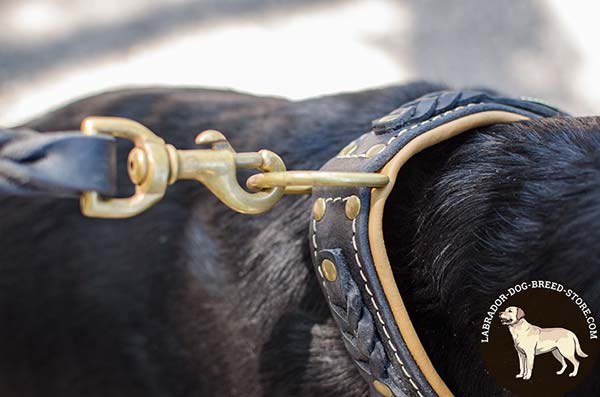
309, 90, 564, 397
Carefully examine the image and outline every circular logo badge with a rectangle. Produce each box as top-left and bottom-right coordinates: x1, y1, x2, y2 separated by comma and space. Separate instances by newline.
480, 281, 598, 397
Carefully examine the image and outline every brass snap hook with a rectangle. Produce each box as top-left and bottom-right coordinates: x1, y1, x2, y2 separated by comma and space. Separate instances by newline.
176, 129, 286, 215
80, 117, 285, 218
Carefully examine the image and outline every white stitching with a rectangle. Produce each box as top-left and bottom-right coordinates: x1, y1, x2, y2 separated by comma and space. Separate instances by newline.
349, 216, 422, 390
395, 352, 404, 365
388, 340, 397, 352
317, 264, 324, 279
358, 268, 368, 282
370, 296, 380, 311
382, 324, 391, 339
409, 378, 419, 390
336, 132, 373, 158
314, 217, 335, 296
337, 153, 368, 159
311, 196, 422, 394
337, 103, 478, 158
311, 219, 318, 259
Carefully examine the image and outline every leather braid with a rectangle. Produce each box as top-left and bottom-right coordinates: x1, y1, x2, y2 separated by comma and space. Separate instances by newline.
0, 127, 115, 196
371, 90, 564, 135
0, 128, 44, 194
318, 249, 407, 396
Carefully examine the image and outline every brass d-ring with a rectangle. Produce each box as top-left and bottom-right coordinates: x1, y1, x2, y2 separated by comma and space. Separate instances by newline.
80, 117, 172, 218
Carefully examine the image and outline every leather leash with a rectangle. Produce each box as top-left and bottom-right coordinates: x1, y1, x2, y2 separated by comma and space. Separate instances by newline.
0, 90, 565, 396
0, 127, 114, 197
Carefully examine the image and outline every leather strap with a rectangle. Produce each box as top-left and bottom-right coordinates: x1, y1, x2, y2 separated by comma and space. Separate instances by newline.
309, 90, 564, 397
0, 128, 116, 197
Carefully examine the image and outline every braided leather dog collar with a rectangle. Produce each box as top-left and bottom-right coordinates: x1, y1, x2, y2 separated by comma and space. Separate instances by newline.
309, 90, 564, 397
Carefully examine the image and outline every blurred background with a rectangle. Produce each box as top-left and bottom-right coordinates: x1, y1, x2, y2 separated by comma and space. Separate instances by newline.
1, 0, 598, 127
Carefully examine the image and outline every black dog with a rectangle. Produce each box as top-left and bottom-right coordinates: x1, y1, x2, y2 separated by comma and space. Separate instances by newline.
0, 82, 599, 396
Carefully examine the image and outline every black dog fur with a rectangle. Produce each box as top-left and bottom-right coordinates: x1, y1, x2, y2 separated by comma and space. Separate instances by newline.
0, 82, 599, 396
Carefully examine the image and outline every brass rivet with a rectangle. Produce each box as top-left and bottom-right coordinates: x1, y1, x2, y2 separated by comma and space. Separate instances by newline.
321, 259, 337, 282
339, 140, 358, 156
373, 380, 393, 397
345, 195, 361, 219
366, 144, 386, 158
128, 147, 148, 185
313, 198, 326, 221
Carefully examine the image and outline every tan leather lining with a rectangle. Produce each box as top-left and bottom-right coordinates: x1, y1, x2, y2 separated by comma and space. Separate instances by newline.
368, 111, 530, 397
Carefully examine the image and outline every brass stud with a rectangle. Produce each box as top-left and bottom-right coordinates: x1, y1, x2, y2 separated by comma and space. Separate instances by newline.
321, 259, 337, 282
127, 147, 148, 185
339, 140, 358, 156
345, 195, 361, 219
366, 144, 386, 158
373, 380, 393, 397
312, 198, 326, 221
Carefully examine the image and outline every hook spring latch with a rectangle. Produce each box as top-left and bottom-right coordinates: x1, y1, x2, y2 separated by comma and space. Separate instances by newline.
80, 117, 388, 218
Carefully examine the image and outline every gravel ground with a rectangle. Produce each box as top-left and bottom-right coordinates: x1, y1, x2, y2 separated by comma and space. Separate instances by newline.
0, 0, 598, 126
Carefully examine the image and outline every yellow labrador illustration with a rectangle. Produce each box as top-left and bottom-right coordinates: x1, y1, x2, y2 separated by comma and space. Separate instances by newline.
499, 306, 588, 380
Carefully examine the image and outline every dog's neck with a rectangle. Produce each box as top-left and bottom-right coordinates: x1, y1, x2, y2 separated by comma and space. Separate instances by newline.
508, 319, 530, 334
381, 115, 600, 395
